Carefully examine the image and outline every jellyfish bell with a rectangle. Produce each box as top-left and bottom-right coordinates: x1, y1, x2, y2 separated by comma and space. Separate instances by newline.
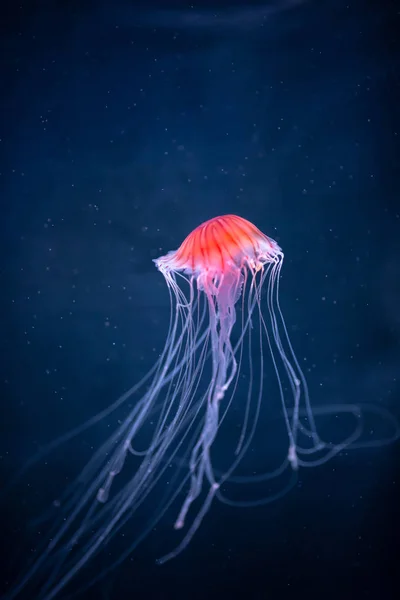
155, 213, 281, 275
4, 215, 399, 600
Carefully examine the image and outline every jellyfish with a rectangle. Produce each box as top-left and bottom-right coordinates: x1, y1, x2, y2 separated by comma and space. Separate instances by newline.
6, 215, 399, 600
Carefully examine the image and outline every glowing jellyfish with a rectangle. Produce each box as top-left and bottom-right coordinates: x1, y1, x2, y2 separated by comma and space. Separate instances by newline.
6, 215, 399, 600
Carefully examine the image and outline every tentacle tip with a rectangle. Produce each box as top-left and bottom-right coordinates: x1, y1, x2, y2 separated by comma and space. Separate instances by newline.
288, 445, 299, 471
97, 488, 107, 503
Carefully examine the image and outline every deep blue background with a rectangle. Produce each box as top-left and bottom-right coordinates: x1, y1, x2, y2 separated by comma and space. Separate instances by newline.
1, 1, 399, 599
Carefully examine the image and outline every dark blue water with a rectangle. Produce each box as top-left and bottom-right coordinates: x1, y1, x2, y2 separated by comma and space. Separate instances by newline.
1, 1, 399, 599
